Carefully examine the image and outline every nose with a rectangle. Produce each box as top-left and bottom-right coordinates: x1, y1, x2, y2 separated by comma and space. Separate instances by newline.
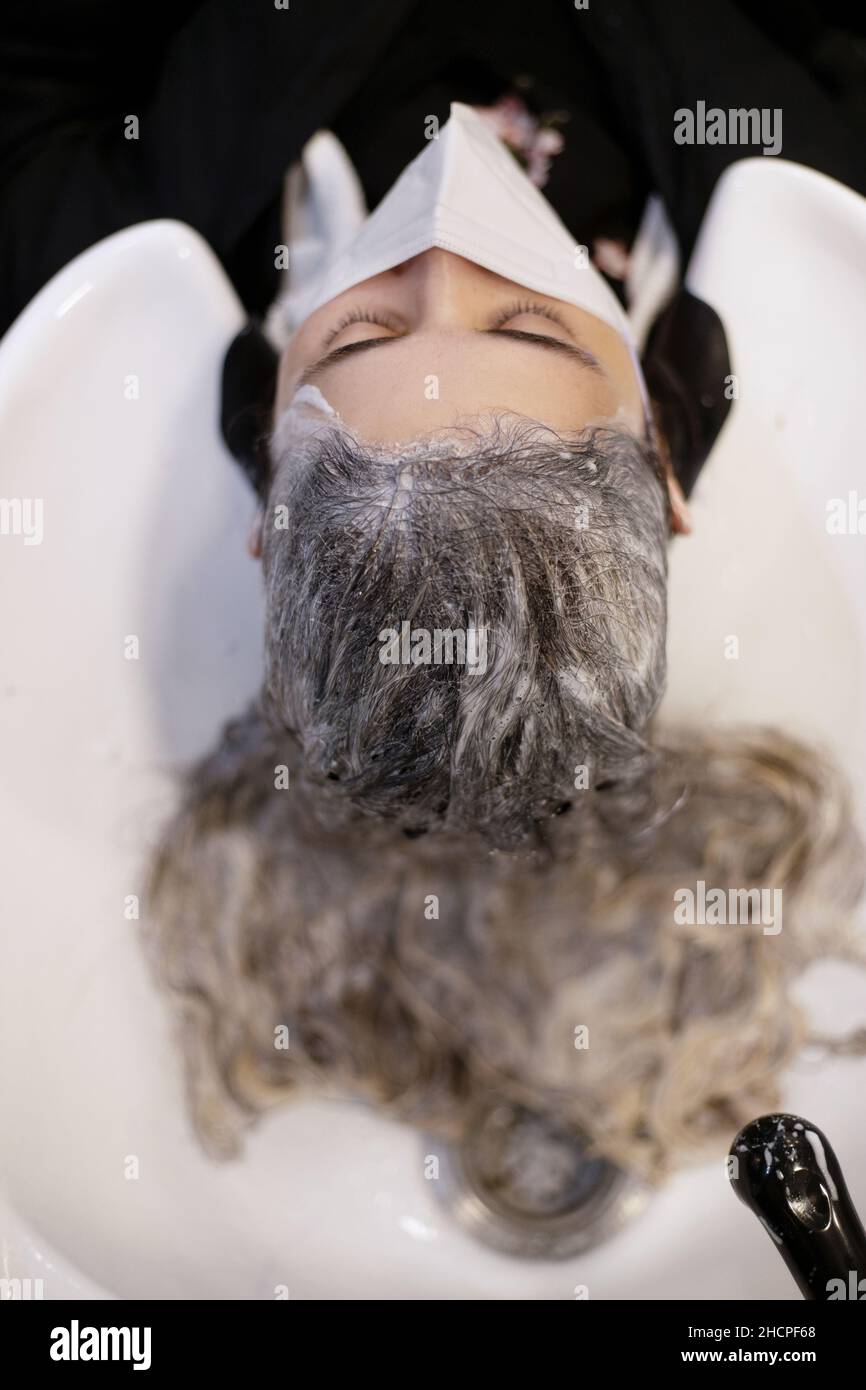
397, 248, 488, 329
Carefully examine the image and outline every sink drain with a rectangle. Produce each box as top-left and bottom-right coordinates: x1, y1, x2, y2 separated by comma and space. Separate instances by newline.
425, 1101, 648, 1259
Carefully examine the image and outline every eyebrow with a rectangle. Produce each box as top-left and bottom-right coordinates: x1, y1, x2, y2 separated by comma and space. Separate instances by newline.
298, 328, 605, 386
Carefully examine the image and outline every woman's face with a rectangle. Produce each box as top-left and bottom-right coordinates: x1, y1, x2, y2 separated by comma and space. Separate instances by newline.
275, 248, 647, 442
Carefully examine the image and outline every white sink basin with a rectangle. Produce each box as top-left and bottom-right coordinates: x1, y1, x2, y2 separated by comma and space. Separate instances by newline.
1, 159, 865, 1299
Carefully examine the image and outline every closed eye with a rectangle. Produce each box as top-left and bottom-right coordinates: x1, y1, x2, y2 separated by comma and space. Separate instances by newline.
300, 301, 604, 383
482, 327, 603, 372
322, 307, 403, 348
322, 299, 569, 349
486, 298, 572, 334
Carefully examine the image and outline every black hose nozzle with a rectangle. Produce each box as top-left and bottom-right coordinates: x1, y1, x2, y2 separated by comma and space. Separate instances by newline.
729, 1113, 866, 1300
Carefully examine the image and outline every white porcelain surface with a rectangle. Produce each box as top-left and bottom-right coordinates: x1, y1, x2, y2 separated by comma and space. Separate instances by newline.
1, 158, 865, 1299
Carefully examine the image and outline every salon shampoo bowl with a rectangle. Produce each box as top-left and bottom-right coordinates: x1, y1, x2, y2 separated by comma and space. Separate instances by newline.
1, 157, 865, 1299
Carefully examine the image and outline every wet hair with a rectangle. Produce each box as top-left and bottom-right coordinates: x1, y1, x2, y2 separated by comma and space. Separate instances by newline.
260, 415, 670, 848
146, 415, 865, 1180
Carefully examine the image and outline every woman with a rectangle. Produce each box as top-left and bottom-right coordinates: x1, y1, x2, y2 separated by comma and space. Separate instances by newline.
147, 103, 865, 1184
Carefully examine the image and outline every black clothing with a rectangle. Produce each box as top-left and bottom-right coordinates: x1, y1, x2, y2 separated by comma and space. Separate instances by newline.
2, 0, 863, 334
2, 0, 864, 489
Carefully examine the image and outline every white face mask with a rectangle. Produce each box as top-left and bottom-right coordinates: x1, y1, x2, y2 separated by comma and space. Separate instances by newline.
293, 102, 638, 350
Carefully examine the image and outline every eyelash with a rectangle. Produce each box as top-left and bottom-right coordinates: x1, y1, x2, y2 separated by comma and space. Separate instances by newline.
488, 299, 569, 331
324, 298, 568, 345
323, 307, 402, 346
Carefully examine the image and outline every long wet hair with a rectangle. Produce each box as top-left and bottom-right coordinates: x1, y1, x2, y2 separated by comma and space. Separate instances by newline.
146, 415, 865, 1179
